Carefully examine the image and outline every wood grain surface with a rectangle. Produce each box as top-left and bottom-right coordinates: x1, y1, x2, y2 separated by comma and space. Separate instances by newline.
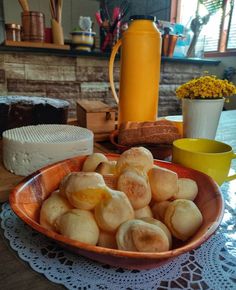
0, 231, 64, 290
0, 141, 24, 202
4, 40, 70, 50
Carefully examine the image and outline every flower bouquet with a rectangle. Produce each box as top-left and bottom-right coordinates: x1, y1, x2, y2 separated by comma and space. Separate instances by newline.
176, 75, 236, 139
176, 75, 236, 100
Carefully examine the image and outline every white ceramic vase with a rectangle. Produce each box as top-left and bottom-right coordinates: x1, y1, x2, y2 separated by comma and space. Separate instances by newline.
182, 98, 225, 139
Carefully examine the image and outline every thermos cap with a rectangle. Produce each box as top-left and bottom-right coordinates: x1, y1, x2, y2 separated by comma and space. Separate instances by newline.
129, 15, 156, 21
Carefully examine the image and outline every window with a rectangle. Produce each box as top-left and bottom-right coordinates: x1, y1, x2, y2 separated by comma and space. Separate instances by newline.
173, 0, 236, 55
227, 1, 236, 49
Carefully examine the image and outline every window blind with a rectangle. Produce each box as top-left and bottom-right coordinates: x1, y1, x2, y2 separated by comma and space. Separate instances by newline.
227, 1, 236, 49
202, 9, 222, 51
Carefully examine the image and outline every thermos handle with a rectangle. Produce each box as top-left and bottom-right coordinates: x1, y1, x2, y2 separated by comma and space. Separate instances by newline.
225, 153, 236, 182
109, 39, 122, 104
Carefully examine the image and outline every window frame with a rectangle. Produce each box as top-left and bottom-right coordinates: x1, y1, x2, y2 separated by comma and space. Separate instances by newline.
171, 0, 236, 57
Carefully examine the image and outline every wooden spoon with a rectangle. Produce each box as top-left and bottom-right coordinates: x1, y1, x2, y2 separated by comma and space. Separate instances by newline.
57, 0, 63, 24
19, 0, 30, 11
49, 0, 56, 19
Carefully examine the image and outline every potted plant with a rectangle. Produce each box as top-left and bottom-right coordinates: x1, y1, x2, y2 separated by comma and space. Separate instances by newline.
176, 75, 236, 139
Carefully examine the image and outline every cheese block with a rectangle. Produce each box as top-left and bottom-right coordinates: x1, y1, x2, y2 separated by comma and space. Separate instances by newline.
2, 124, 93, 176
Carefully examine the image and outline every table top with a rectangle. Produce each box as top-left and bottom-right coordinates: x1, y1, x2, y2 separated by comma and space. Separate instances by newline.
0, 110, 235, 290
0, 140, 113, 290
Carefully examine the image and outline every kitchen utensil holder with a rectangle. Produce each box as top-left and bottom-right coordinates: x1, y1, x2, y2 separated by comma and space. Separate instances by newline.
51, 18, 64, 45
21, 11, 45, 42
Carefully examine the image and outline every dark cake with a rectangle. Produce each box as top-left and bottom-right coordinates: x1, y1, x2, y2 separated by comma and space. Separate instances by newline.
0, 96, 69, 136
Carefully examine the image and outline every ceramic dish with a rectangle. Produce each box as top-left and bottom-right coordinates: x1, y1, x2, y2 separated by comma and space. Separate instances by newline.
71, 31, 95, 51
110, 130, 173, 160
9, 154, 224, 270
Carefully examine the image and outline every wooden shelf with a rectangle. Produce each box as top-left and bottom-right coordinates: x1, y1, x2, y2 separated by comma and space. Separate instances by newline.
4, 40, 70, 50
0, 43, 221, 65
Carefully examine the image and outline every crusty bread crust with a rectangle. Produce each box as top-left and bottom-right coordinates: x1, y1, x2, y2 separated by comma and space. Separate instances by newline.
118, 120, 181, 146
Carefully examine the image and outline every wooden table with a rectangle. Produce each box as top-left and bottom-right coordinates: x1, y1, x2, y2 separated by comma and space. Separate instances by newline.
0, 139, 115, 290
0, 110, 235, 290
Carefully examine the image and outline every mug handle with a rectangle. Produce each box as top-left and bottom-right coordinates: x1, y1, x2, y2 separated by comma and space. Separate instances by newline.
109, 39, 122, 104
225, 153, 236, 182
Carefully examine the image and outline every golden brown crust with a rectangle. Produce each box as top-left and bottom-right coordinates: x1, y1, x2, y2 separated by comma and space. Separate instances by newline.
118, 120, 181, 146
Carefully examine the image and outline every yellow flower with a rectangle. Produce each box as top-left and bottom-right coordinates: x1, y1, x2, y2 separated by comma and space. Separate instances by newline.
176, 75, 236, 99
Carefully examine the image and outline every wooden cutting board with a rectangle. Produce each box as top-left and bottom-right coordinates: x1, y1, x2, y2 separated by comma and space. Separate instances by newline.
0, 141, 24, 202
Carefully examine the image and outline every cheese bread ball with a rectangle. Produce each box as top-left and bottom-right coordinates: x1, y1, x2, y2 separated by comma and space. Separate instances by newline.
82, 153, 108, 172
164, 199, 203, 241
97, 231, 118, 249
94, 189, 134, 232
116, 220, 139, 251
61, 172, 110, 210
151, 201, 171, 221
140, 217, 172, 249
102, 174, 117, 190
117, 169, 152, 209
116, 219, 170, 252
57, 209, 99, 245
134, 205, 153, 219
116, 147, 153, 175
40, 190, 73, 231
173, 178, 198, 200
148, 166, 178, 202
95, 160, 117, 175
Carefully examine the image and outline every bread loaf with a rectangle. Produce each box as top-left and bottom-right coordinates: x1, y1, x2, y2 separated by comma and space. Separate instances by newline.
118, 120, 181, 146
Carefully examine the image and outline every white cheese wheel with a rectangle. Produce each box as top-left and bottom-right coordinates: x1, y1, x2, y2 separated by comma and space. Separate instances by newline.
2, 124, 93, 176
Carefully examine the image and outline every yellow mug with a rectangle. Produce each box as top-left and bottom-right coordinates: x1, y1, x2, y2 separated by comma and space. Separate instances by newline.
172, 138, 236, 185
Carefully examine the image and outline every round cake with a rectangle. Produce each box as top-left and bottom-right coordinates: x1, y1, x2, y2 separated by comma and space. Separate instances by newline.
0, 96, 70, 136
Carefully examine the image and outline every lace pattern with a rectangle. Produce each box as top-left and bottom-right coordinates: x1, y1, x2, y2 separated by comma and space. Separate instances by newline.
1, 201, 236, 290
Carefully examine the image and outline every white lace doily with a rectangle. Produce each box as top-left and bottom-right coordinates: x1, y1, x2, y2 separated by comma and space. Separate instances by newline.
1, 187, 236, 290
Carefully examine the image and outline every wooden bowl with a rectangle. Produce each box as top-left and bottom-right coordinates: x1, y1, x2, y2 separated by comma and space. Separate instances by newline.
9, 154, 224, 270
110, 130, 173, 160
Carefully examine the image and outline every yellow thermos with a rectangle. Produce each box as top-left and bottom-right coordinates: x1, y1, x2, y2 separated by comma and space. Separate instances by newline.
109, 15, 161, 124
